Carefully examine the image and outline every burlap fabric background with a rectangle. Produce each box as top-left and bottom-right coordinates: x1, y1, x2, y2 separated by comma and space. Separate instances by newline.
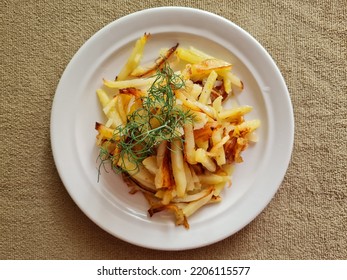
1, 0, 346, 259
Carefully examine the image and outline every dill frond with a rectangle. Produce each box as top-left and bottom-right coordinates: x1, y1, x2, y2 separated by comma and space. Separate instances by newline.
98, 63, 193, 175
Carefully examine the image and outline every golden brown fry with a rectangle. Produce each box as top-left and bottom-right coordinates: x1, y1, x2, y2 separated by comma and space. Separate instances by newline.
95, 122, 114, 140
148, 204, 189, 229
218, 105, 252, 123
176, 46, 215, 64
182, 187, 214, 217
191, 59, 231, 81
155, 141, 174, 189
175, 88, 216, 119
172, 186, 214, 203
183, 123, 197, 165
131, 43, 179, 77
171, 138, 187, 197
198, 70, 218, 104
142, 155, 158, 175
96, 89, 110, 108
117, 33, 150, 81
195, 148, 216, 172
193, 121, 219, 142
103, 77, 156, 89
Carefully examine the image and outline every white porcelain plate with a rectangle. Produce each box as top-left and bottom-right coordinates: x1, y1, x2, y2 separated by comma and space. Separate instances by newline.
51, 7, 294, 250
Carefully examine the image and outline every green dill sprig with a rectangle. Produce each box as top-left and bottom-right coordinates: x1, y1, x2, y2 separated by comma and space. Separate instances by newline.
98, 63, 193, 175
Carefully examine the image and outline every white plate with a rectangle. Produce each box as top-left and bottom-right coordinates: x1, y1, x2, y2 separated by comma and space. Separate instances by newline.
51, 7, 294, 250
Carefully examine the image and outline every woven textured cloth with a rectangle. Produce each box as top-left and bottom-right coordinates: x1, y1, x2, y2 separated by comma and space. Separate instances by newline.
1, 0, 346, 259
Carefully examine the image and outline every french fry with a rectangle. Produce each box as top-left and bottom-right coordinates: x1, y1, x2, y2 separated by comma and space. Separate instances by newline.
235, 119, 261, 135
193, 121, 218, 142
115, 94, 133, 124
221, 71, 232, 94
195, 138, 209, 150
118, 155, 156, 192
96, 89, 110, 108
155, 141, 173, 189
189, 46, 214, 60
198, 70, 218, 104
191, 59, 231, 81
195, 148, 216, 172
183, 123, 197, 164
190, 111, 210, 130
119, 88, 143, 115
176, 46, 213, 64
182, 188, 214, 217
95, 122, 115, 144
175, 89, 216, 119
218, 105, 253, 122
142, 155, 158, 175
96, 89, 123, 133
155, 189, 176, 205
173, 186, 214, 203
103, 77, 156, 89
189, 165, 201, 190
198, 173, 230, 185
210, 127, 228, 166
190, 83, 203, 100
131, 43, 178, 77
171, 138, 187, 197
183, 162, 194, 192
148, 204, 189, 228
117, 33, 149, 81
218, 69, 244, 89
213, 182, 227, 196
106, 108, 124, 128
212, 96, 223, 119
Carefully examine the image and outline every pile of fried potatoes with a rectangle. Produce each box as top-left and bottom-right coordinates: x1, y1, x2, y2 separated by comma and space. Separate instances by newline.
95, 33, 260, 228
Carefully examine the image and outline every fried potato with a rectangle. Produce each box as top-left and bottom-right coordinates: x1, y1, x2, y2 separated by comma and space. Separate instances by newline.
142, 155, 158, 175
103, 77, 156, 89
183, 123, 197, 165
95, 122, 115, 145
218, 105, 253, 122
210, 127, 228, 166
172, 186, 214, 203
155, 141, 174, 189
183, 162, 194, 192
218, 69, 244, 89
117, 33, 149, 81
95, 36, 260, 229
191, 59, 231, 81
198, 70, 218, 104
182, 187, 214, 217
175, 89, 216, 118
115, 94, 133, 124
193, 121, 219, 142
96, 89, 110, 108
96, 91, 124, 128
176, 46, 213, 64
235, 119, 261, 135
131, 43, 178, 77
171, 138, 187, 197
195, 148, 216, 172
198, 173, 230, 185
118, 155, 156, 192
190, 111, 210, 130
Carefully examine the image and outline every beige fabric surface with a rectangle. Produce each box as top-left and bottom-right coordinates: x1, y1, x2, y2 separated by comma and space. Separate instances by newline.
1, 0, 346, 259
